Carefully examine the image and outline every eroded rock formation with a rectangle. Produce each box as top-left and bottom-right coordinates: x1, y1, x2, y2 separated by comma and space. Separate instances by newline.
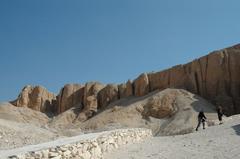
143, 44, 240, 115
98, 84, 119, 109
77, 82, 105, 121
57, 84, 84, 114
11, 85, 56, 113
133, 73, 149, 97
11, 44, 240, 116
143, 91, 179, 118
118, 80, 133, 98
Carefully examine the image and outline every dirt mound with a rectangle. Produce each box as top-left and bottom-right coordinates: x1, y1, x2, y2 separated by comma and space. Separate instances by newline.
47, 106, 83, 137
49, 107, 79, 128
78, 89, 218, 135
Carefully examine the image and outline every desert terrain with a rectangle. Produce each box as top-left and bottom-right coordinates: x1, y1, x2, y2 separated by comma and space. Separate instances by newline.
1, 44, 240, 158
105, 115, 240, 159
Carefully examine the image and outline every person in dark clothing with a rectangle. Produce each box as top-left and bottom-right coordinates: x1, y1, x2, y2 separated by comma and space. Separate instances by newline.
196, 111, 207, 131
217, 106, 223, 124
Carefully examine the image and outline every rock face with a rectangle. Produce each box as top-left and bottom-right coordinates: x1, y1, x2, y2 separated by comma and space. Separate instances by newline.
98, 84, 119, 108
144, 44, 240, 115
118, 80, 133, 98
77, 82, 105, 121
10, 44, 240, 116
11, 85, 56, 113
133, 73, 149, 97
143, 91, 178, 119
83, 82, 105, 109
57, 84, 84, 113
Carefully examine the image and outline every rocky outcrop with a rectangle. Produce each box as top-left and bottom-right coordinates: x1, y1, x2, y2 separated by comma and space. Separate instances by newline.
11, 85, 56, 113
133, 73, 149, 97
83, 82, 105, 109
57, 84, 84, 114
118, 80, 133, 98
10, 44, 240, 116
77, 82, 105, 121
98, 84, 119, 108
143, 91, 178, 119
145, 44, 240, 115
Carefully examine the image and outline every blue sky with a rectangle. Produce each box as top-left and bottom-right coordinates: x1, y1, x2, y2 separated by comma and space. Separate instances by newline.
0, 0, 240, 101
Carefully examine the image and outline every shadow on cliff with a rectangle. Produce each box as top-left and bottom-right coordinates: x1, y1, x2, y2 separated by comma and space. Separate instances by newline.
94, 90, 217, 120
232, 124, 240, 136
96, 90, 160, 114
190, 95, 216, 113
56, 87, 84, 115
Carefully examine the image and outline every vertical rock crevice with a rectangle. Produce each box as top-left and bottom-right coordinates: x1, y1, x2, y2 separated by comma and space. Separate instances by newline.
194, 72, 200, 94
227, 51, 233, 97
204, 55, 209, 98
197, 59, 204, 96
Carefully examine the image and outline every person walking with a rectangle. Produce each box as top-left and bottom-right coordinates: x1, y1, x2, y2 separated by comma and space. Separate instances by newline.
196, 110, 207, 131
217, 105, 223, 124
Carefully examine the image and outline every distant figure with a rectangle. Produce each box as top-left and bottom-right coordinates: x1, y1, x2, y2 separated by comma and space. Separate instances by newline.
196, 110, 207, 131
217, 106, 223, 124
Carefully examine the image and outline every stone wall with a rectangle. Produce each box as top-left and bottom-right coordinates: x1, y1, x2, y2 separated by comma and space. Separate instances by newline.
8, 128, 152, 159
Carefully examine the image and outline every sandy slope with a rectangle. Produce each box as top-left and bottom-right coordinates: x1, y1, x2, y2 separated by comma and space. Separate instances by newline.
79, 89, 218, 135
0, 89, 219, 150
0, 103, 58, 150
0, 90, 239, 159
0, 103, 84, 150
0, 102, 49, 126
105, 115, 240, 159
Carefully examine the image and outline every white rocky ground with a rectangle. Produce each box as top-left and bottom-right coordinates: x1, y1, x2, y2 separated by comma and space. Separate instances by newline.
0, 128, 152, 159
105, 115, 240, 159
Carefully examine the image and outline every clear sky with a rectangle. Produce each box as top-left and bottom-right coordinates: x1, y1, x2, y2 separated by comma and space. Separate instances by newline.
0, 0, 240, 101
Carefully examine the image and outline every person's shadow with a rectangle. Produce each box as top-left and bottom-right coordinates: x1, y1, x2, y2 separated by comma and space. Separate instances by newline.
232, 124, 240, 136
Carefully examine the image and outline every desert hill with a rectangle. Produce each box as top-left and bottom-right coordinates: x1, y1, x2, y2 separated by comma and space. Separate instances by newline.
76, 89, 217, 136
0, 103, 58, 150
0, 88, 218, 150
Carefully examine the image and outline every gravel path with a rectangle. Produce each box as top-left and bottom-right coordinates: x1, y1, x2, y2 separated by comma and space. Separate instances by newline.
105, 115, 240, 159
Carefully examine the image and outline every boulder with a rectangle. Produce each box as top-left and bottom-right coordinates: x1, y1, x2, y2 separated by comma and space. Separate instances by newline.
11, 85, 56, 113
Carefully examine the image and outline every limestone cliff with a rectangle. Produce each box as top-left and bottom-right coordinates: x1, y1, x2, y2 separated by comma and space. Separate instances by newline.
11, 44, 240, 116
142, 44, 240, 115
57, 84, 84, 114
11, 85, 56, 113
